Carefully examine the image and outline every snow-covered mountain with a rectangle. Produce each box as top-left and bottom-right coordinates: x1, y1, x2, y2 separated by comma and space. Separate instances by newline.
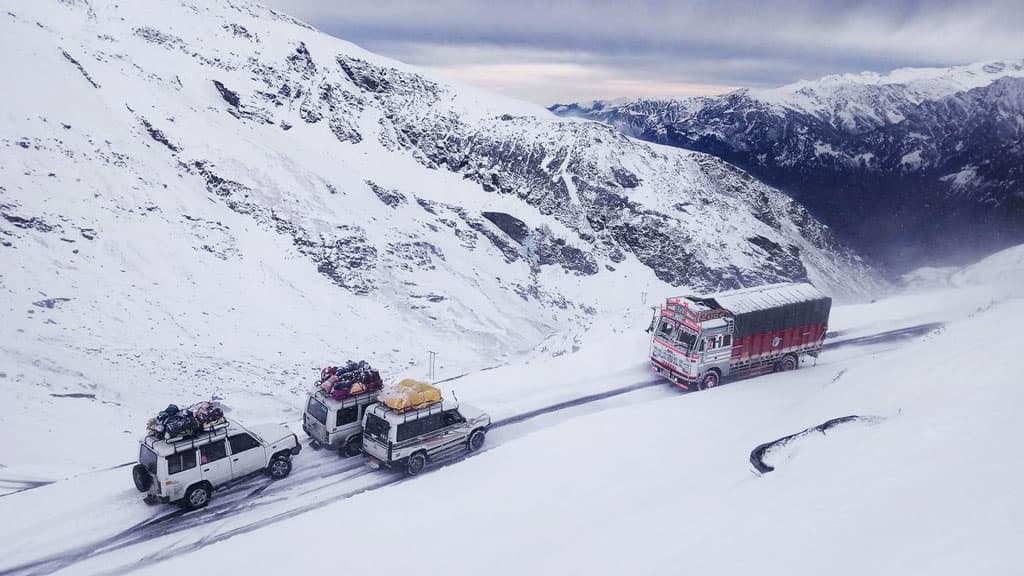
0, 0, 880, 470
551, 60, 1024, 269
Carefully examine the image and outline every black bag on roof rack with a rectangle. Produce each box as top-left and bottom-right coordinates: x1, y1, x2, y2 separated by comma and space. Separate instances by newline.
163, 411, 202, 440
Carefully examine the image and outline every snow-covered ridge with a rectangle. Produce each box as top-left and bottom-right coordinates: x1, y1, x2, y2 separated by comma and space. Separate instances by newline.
753, 58, 1024, 116
556, 58, 1024, 126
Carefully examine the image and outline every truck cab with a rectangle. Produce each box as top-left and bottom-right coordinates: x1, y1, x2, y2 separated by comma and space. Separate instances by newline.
303, 388, 379, 456
650, 297, 731, 389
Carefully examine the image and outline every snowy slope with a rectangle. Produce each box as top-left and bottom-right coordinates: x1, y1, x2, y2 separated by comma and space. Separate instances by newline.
6, 245, 1009, 576
551, 60, 1024, 269
0, 0, 881, 476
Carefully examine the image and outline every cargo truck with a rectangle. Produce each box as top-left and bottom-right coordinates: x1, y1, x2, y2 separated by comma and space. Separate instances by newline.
649, 282, 831, 390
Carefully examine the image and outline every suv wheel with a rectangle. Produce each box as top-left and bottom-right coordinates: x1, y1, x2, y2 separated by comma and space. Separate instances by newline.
468, 429, 486, 452
184, 484, 211, 510
268, 456, 292, 479
406, 452, 426, 476
132, 464, 153, 493
343, 435, 363, 458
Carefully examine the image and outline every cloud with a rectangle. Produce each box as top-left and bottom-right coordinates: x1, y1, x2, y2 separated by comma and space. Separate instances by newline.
262, 0, 1024, 103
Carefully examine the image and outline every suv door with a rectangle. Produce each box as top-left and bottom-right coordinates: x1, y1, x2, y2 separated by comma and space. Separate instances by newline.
199, 440, 233, 486
439, 410, 468, 446
228, 433, 265, 476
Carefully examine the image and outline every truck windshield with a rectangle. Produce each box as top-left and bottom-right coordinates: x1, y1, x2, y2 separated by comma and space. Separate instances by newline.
364, 413, 390, 442
656, 317, 698, 350
655, 318, 678, 340
306, 396, 328, 425
676, 328, 698, 350
139, 445, 158, 474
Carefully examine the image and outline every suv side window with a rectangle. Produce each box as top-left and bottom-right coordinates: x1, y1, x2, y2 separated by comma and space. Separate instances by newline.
337, 406, 359, 427
396, 413, 445, 442
421, 413, 445, 434
200, 440, 228, 464
167, 449, 197, 475
228, 433, 260, 454
396, 420, 419, 443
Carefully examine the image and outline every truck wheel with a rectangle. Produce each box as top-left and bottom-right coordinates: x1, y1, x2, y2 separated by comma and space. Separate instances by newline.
468, 429, 486, 452
343, 435, 363, 457
268, 456, 292, 479
698, 370, 720, 391
778, 355, 798, 372
184, 484, 211, 510
132, 464, 152, 493
406, 452, 427, 476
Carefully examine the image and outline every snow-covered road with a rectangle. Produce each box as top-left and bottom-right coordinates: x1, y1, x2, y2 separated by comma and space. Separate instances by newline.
0, 321, 935, 576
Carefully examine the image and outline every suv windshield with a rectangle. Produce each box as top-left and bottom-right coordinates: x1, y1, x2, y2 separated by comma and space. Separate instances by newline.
364, 413, 389, 442
306, 396, 328, 425
139, 445, 158, 474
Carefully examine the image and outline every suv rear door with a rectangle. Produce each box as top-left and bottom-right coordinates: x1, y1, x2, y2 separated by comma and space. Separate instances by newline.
199, 440, 233, 486
228, 433, 265, 476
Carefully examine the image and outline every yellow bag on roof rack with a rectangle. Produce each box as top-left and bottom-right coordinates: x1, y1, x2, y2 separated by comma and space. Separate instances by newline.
381, 379, 442, 411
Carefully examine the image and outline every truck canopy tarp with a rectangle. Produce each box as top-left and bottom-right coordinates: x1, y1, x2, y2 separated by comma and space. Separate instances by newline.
694, 283, 831, 338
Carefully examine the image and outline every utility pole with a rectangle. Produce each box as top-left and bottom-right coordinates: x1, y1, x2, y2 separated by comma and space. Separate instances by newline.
641, 291, 647, 305
428, 350, 437, 383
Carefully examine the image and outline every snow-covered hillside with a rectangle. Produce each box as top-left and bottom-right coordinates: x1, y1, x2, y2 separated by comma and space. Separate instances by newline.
141, 246, 1024, 575
551, 60, 1024, 269
155, 280, 1023, 576
1, 242, 1018, 575
0, 0, 882, 475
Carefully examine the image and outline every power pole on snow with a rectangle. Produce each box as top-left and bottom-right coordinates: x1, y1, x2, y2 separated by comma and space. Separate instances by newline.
428, 350, 437, 382
641, 291, 648, 305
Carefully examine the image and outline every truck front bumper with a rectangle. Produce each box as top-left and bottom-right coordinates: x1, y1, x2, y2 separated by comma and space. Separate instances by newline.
651, 361, 695, 390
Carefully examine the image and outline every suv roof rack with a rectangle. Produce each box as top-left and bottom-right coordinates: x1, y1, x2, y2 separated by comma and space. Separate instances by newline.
374, 399, 456, 423
143, 420, 231, 454
312, 387, 378, 404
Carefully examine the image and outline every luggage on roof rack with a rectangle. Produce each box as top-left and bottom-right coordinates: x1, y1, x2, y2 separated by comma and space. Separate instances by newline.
145, 400, 227, 441
317, 360, 383, 400
380, 379, 442, 412
142, 419, 230, 453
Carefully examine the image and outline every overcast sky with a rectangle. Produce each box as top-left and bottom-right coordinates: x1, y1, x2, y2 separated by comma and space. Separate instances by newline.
262, 0, 1024, 105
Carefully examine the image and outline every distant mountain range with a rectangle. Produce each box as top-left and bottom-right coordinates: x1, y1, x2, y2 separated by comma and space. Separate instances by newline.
551, 60, 1024, 270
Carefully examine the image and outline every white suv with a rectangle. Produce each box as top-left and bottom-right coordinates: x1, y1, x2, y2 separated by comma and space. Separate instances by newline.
361, 400, 490, 475
133, 420, 301, 509
302, 388, 378, 456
